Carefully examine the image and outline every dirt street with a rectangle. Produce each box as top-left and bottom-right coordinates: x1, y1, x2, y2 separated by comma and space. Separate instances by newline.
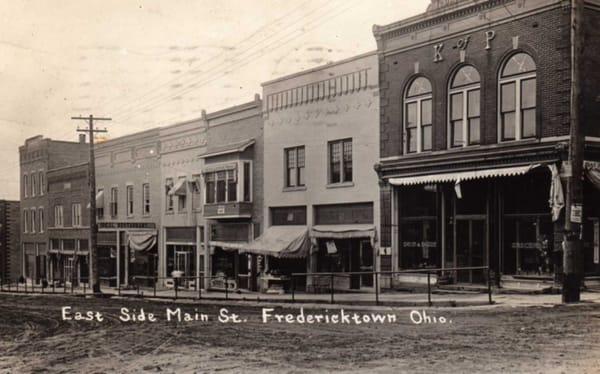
1, 294, 599, 373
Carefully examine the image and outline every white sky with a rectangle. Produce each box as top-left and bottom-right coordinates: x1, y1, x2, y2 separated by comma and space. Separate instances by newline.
0, 0, 428, 200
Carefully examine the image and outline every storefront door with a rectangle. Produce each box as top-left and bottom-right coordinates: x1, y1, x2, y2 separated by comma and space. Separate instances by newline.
175, 250, 191, 275
455, 218, 486, 283
360, 240, 374, 288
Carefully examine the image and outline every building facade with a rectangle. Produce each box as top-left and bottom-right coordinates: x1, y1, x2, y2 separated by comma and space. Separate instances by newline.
261, 52, 381, 292
0, 200, 20, 281
19, 135, 88, 284
158, 117, 207, 288
47, 163, 90, 285
374, 0, 600, 287
201, 96, 264, 291
95, 128, 161, 287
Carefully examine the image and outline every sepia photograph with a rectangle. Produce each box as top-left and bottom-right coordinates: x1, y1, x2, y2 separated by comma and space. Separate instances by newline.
1, 0, 600, 372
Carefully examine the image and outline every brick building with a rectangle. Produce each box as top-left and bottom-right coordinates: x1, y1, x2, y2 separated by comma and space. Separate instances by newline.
260, 52, 380, 292
374, 0, 600, 288
0, 200, 20, 281
95, 128, 161, 287
200, 96, 263, 291
47, 163, 90, 285
19, 135, 88, 284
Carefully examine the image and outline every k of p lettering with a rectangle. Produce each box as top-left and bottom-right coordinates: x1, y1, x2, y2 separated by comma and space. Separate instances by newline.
433, 43, 444, 62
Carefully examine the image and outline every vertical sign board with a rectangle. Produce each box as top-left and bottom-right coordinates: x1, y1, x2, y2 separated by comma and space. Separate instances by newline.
594, 221, 599, 265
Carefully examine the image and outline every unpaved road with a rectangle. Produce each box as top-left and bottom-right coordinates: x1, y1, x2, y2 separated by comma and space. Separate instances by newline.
1, 294, 599, 373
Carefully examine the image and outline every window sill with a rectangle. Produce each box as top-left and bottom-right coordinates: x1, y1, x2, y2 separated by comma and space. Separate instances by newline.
165, 211, 174, 215
326, 182, 354, 189
283, 186, 307, 192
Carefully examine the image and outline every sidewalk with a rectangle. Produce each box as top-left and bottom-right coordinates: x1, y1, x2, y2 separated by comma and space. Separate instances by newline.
2, 282, 600, 310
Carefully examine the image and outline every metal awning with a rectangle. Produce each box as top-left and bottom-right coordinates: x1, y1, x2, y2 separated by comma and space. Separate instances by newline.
237, 226, 309, 259
311, 224, 376, 239
168, 178, 187, 196
388, 164, 539, 186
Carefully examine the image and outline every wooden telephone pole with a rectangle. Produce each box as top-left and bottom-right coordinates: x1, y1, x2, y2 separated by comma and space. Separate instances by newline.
563, 0, 585, 303
73, 115, 111, 294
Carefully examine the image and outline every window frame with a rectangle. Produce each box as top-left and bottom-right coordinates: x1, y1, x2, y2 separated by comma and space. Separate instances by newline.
38, 207, 44, 233
126, 184, 134, 217
328, 138, 353, 185
39, 171, 44, 196
284, 146, 306, 188
30, 208, 36, 233
23, 174, 29, 198
72, 203, 82, 227
448, 65, 482, 148
165, 178, 174, 212
142, 183, 151, 215
23, 209, 29, 233
404, 77, 433, 154
498, 53, 537, 142
110, 187, 118, 218
55, 205, 64, 228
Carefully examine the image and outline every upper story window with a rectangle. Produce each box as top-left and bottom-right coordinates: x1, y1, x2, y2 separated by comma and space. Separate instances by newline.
404, 77, 433, 153
110, 187, 118, 217
449, 65, 481, 148
23, 209, 29, 233
126, 185, 134, 217
204, 163, 252, 204
177, 177, 187, 212
54, 205, 64, 228
38, 207, 44, 233
142, 183, 151, 215
39, 171, 44, 195
30, 209, 36, 233
96, 188, 104, 219
191, 176, 202, 211
31, 173, 37, 197
328, 139, 352, 184
23, 174, 29, 198
165, 178, 174, 212
285, 146, 305, 188
72, 203, 82, 227
499, 53, 537, 141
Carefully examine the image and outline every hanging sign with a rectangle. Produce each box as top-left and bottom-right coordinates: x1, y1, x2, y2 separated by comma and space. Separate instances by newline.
570, 204, 583, 224
326, 240, 338, 254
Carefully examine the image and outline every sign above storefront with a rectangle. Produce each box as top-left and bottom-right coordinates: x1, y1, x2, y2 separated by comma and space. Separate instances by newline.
98, 222, 156, 230
570, 204, 583, 224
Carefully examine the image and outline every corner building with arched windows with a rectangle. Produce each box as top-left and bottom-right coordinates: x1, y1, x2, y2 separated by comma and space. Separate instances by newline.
374, 0, 600, 289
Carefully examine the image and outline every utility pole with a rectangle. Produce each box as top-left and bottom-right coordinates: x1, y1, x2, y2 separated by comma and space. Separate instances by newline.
563, 0, 585, 303
73, 115, 111, 295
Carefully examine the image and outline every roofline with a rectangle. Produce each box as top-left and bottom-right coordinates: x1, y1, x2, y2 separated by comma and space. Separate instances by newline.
47, 162, 89, 174
261, 50, 377, 87
205, 98, 261, 121
94, 127, 160, 148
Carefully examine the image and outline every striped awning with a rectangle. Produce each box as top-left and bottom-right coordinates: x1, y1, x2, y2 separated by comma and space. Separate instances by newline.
388, 164, 540, 186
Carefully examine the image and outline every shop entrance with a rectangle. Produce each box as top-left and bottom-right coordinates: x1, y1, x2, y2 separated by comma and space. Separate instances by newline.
455, 218, 486, 283
358, 240, 374, 288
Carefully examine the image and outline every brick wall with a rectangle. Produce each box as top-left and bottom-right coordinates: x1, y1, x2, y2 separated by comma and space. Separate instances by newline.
583, 6, 600, 137
379, 7, 572, 158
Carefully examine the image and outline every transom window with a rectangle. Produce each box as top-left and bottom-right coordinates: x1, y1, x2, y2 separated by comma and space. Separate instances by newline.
499, 53, 537, 141
449, 65, 481, 148
405, 77, 432, 153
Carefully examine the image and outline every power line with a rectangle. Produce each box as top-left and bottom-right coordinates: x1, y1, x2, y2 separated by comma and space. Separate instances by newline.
114, 0, 361, 124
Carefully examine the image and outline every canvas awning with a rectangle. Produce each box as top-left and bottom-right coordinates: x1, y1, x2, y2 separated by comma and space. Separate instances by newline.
168, 178, 187, 196
311, 224, 376, 239
209, 241, 248, 252
128, 231, 157, 252
388, 164, 540, 186
237, 226, 309, 259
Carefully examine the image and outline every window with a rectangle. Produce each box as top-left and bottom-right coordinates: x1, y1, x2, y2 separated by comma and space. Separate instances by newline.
165, 178, 174, 212
449, 65, 481, 148
97, 188, 104, 218
23, 209, 29, 233
39, 171, 44, 195
404, 77, 433, 153
31, 173, 37, 197
142, 183, 150, 215
110, 187, 118, 217
204, 169, 239, 204
499, 53, 537, 141
39, 208, 44, 233
126, 185, 134, 216
177, 177, 187, 212
72, 203, 82, 227
191, 177, 202, 210
30, 209, 36, 233
328, 139, 352, 184
243, 162, 251, 202
23, 174, 29, 198
55, 205, 64, 228
285, 146, 305, 187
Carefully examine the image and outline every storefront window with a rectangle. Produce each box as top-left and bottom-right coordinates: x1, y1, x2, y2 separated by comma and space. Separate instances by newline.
166, 244, 196, 278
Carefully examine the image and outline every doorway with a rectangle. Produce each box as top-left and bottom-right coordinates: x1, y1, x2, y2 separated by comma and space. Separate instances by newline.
455, 218, 486, 283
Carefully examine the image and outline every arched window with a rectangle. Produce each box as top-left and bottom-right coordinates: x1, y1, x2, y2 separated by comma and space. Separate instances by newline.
499, 53, 537, 141
449, 65, 481, 148
404, 77, 432, 153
